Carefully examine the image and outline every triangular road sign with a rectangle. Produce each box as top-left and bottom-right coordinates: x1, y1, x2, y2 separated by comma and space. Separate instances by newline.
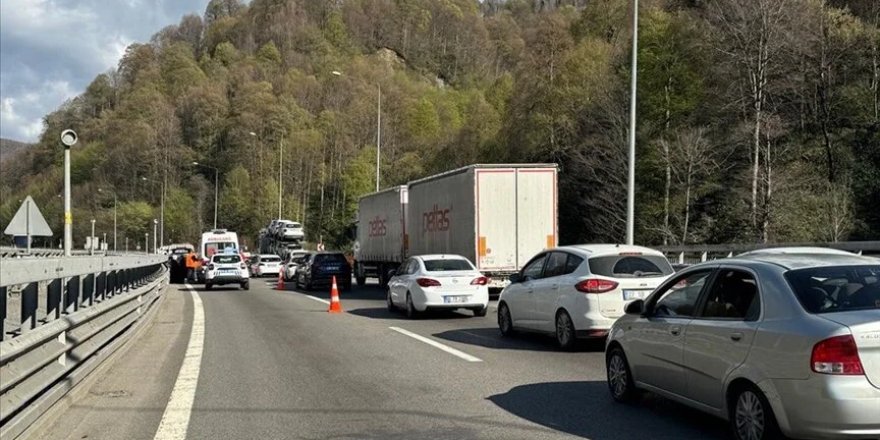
4, 196, 53, 236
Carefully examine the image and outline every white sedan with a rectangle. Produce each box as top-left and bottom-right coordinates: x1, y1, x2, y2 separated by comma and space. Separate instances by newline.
387, 255, 490, 319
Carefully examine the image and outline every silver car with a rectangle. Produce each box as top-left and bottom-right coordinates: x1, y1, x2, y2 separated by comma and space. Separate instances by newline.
605, 249, 880, 440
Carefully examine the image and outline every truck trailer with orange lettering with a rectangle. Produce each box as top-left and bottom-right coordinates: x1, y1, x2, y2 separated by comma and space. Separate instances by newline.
354, 164, 558, 292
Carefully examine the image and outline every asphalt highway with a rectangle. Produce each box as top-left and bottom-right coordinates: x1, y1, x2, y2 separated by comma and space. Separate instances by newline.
39, 278, 731, 440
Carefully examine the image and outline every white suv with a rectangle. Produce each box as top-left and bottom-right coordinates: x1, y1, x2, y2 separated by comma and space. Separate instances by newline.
497, 244, 674, 349
205, 253, 250, 290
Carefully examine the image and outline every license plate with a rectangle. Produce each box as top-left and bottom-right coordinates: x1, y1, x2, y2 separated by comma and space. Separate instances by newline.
623, 290, 650, 301
443, 296, 468, 304
221, 269, 237, 274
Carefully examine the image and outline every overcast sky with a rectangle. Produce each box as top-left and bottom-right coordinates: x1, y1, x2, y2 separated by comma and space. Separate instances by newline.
0, 0, 210, 143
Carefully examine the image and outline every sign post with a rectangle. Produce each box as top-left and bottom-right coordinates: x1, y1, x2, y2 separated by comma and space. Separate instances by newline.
4, 196, 53, 254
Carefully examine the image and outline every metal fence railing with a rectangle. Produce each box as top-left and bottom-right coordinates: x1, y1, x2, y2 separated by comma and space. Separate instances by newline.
656, 241, 880, 265
0, 254, 168, 439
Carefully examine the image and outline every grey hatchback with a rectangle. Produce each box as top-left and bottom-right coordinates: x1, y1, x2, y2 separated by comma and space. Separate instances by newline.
606, 249, 880, 440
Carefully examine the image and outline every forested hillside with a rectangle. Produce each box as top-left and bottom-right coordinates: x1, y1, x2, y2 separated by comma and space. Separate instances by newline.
1, 0, 878, 249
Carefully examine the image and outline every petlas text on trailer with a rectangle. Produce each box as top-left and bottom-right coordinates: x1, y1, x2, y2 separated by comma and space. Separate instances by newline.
354, 186, 408, 286
355, 164, 558, 290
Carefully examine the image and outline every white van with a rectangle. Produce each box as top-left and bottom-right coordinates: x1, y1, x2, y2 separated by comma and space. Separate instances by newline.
199, 229, 240, 260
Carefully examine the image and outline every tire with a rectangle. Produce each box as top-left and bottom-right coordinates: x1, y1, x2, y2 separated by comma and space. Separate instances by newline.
555, 310, 577, 350
606, 347, 637, 403
730, 384, 782, 440
386, 289, 395, 312
473, 306, 488, 317
205, 282, 213, 291
405, 293, 418, 319
241, 281, 250, 290
498, 303, 515, 336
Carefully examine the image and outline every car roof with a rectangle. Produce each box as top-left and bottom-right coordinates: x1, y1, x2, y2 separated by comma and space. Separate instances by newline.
724, 252, 879, 270
555, 244, 665, 258
414, 254, 470, 261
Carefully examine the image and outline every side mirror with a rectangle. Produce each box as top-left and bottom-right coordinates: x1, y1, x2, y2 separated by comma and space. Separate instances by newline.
625, 299, 645, 315
509, 273, 523, 284
388, 268, 398, 277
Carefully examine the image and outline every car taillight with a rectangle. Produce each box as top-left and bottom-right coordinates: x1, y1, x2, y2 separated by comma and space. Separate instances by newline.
575, 278, 619, 293
471, 276, 489, 285
208, 264, 215, 271
417, 278, 441, 287
811, 335, 864, 375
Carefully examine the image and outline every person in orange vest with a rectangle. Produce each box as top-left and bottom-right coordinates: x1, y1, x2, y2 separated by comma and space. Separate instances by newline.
185, 251, 200, 283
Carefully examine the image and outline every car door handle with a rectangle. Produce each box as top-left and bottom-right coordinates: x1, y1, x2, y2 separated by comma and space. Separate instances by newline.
730, 332, 743, 342
669, 326, 681, 336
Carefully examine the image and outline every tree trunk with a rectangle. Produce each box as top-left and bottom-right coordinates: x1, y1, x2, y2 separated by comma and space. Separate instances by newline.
762, 138, 771, 243
662, 79, 671, 245
682, 164, 692, 245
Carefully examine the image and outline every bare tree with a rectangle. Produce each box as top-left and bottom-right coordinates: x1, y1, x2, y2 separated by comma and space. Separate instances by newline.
662, 128, 721, 244
709, 0, 792, 234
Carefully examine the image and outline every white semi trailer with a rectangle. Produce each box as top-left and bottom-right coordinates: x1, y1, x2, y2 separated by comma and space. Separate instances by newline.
354, 164, 558, 291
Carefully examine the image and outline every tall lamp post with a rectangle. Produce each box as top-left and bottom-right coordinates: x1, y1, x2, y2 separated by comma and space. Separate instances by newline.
141, 177, 166, 248
193, 162, 219, 229
153, 219, 158, 254
98, 188, 117, 252
626, 0, 639, 246
331, 70, 381, 192
60, 129, 78, 256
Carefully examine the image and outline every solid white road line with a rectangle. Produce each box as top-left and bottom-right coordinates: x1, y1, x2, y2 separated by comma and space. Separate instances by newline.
153, 284, 205, 440
388, 326, 483, 363
305, 295, 331, 305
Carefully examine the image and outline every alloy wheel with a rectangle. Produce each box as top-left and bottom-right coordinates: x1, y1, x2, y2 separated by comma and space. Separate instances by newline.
608, 354, 628, 399
735, 390, 766, 440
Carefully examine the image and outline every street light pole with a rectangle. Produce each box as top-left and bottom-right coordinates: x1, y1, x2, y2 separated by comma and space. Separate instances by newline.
60, 130, 77, 256
153, 219, 158, 254
90, 219, 96, 256
626, 0, 639, 246
330, 71, 381, 192
279, 136, 283, 219
376, 84, 381, 192
145, 233, 149, 255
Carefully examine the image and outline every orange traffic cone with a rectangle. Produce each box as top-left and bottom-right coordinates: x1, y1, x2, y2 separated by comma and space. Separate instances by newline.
327, 276, 343, 313
276, 270, 285, 291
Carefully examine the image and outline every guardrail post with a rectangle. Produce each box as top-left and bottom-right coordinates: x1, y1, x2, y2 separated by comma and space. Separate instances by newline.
83, 274, 95, 307
701, 251, 708, 262
21, 282, 38, 332
1, 286, 6, 341
47, 278, 62, 320
96, 272, 106, 302
65, 275, 80, 313
678, 252, 685, 264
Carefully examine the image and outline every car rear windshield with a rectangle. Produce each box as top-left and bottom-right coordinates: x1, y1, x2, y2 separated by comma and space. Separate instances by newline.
423, 259, 474, 272
262, 256, 281, 263
785, 265, 880, 314
213, 255, 241, 264
589, 255, 673, 278
314, 254, 347, 264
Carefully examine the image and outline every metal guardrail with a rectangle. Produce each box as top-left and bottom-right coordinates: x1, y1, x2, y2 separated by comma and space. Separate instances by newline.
0, 247, 107, 258
657, 241, 880, 265
0, 254, 167, 439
